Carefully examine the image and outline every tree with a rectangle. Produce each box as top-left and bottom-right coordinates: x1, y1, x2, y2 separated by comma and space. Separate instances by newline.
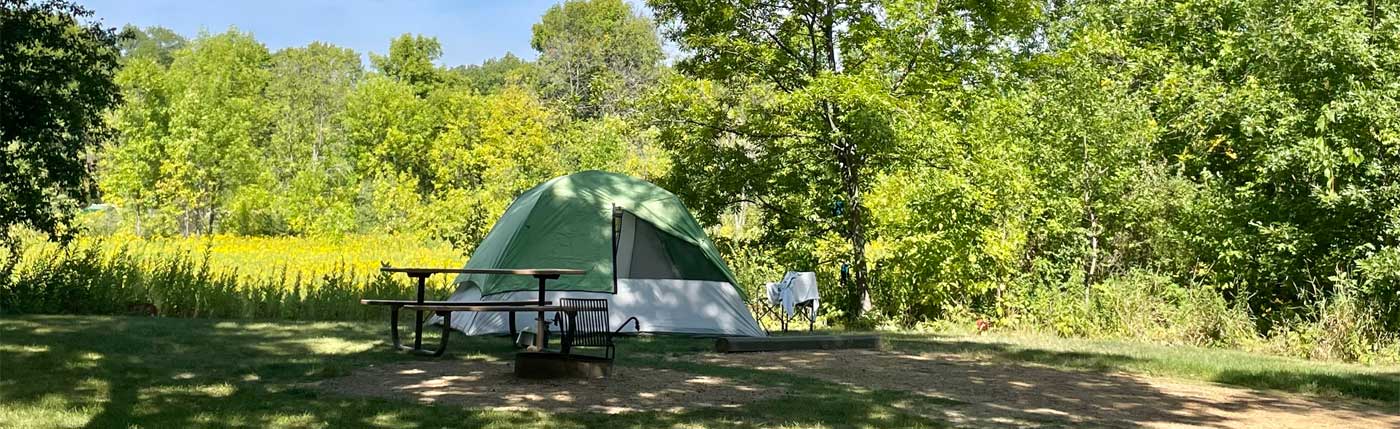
342, 74, 436, 193
451, 52, 535, 94
266, 43, 361, 173
370, 34, 444, 97
117, 25, 185, 65
100, 57, 171, 237
421, 85, 565, 249
533, 0, 664, 118
0, 0, 122, 243
648, 0, 1039, 320
1075, 0, 1400, 327
159, 29, 272, 236
265, 42, 362, 235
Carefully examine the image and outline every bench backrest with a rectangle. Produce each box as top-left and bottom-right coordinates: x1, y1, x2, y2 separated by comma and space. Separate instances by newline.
560, 298, 611, 348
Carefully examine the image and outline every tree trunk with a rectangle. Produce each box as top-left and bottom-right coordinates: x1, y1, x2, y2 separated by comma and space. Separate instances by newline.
1081, 137, 1099, 310
180, 204, 191, 238
205, 183, 220, 235
818, 0, 868, 319
206, 205, 216, 235
313, 106, 324, 164
844, 157, 870, 316
1083, 200, 1099, 310
134, 204, 143, 238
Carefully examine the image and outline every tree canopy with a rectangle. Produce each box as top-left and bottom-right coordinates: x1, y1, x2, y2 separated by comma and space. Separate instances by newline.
1, 0, 122, 242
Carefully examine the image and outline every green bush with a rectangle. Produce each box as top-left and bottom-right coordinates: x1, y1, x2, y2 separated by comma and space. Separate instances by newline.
978, 270, 1396, 364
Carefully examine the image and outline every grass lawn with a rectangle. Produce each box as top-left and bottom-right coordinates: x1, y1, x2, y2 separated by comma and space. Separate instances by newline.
1, 315, 1396, 428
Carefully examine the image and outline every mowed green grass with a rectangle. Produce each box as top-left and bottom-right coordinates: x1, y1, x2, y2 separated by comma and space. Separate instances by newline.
1, 316, 1396, 428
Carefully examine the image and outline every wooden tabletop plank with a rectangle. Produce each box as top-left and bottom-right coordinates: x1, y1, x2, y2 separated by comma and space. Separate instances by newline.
403, 304, 591, 313
380, 267, 587, 276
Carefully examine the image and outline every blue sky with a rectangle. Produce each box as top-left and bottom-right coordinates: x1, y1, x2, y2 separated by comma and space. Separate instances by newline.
75, 0, 646, 67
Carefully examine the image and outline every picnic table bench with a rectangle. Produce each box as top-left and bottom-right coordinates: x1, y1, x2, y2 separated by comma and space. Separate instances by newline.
360, 299, 551, 352
368, 267, 586, 356
403, 304, 591, 357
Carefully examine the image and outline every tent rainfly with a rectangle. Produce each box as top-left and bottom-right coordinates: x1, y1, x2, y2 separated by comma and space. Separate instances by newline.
435, 170, 766, 337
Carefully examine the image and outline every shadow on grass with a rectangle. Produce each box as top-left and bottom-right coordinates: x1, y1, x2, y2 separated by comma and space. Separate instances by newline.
0, 315, 536, 428
886, 333, 1400, 405
4, 316, 1396, 428
0, 316, 948, 428
1212, 369, 1400, 404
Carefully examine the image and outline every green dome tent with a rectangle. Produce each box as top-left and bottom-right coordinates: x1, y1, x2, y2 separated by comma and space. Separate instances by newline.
442, 171, 766, 337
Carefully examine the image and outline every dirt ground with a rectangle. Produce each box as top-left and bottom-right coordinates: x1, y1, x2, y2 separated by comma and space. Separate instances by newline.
317, 350, 1399, 428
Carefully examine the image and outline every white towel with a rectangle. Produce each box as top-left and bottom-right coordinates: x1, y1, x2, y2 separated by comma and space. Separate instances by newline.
780, 285, 797, 317
779, 271, 820, 321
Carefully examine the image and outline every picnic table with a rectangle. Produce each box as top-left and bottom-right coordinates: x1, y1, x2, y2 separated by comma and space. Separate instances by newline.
369, 267, 586, 355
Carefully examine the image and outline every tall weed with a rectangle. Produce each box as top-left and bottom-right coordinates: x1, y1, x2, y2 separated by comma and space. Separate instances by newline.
2, 237, 455, 321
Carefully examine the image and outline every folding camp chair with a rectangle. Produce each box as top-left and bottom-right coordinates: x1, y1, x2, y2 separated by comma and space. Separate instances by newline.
554, 298, 639, 360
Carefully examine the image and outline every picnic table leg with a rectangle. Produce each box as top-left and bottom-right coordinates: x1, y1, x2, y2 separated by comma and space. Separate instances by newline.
390, 304, 402, 349
508, 311, 517, 341
534, 275, 547, 350
560, 310, 576, 355
429, 311, 452, 357
413, 274, 426, 351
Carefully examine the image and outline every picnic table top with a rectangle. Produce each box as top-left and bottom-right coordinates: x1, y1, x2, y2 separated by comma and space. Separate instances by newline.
402, 304, 592, 313
359, 299, 550, 306
380, 267, 587, 277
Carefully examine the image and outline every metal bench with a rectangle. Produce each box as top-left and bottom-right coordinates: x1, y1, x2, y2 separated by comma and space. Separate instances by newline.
555, 298, 639, 360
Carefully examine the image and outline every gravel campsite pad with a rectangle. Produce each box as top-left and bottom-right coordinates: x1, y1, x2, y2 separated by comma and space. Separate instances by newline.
686, 350, 1400, 428
314, 357, 781, 414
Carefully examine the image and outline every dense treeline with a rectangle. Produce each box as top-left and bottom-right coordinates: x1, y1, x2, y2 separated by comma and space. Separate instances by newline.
6, 0, 1398, 361
99, 0, 666, 250
646, 0, 1399, 353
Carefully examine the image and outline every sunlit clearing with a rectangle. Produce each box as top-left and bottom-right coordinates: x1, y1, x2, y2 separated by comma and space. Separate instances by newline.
285, 336, 374, 354
684, 376, 725, 385
268, 413, 321, 427
140, 383, 237, 399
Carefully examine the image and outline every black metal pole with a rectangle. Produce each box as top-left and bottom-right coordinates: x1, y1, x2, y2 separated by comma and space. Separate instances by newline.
414, 274, 425, 350
612, 206, 622, 294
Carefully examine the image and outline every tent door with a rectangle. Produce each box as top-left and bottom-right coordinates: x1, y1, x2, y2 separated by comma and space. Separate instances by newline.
613, 210, 729, 282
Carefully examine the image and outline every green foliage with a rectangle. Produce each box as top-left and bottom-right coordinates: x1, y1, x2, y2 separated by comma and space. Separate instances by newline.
160, 29, 272, 236
116, 25, 185, 65
533, 0, 663, 118
649, 0, 1042, 319
0, 0, 122, 243
55, 0, 1400, 366
369, 33, 444, 96
643, 0, 1398, 362
451, 52, 535, 94
99, 56, 170, 237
